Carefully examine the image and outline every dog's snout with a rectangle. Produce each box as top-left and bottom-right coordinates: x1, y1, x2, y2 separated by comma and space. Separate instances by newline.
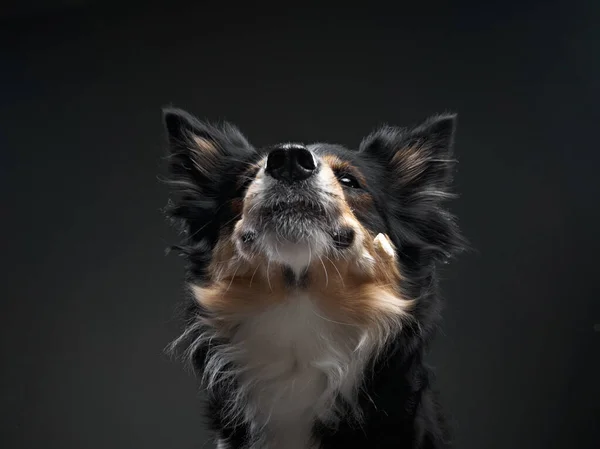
265, 145, 316, 182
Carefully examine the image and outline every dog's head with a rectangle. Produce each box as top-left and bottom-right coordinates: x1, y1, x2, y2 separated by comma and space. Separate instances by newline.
163, 108, 462, 327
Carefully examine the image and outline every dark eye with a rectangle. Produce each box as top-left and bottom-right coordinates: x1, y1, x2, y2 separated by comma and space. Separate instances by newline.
337, 173, 361, 189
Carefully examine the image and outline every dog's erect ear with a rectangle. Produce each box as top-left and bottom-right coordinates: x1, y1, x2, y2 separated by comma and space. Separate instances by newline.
162, 107, 254, 241
359, 113, 457, 192
163, 107, 253, 187
359, 114, 462, 261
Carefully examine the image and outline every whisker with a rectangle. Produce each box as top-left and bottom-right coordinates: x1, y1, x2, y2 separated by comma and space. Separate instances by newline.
225, 260, 241, 293
319, 256, 329, 288
324, 255, 344, 287
247, 200, 262, 216
249, 263, 260, 288
219, 211, 242, 229
187, 219, 214, 240
266, 260, 273, 292
429, 158, 458, 163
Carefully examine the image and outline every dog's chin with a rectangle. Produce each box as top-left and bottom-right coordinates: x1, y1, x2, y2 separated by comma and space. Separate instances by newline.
264, 232, 330, 273
235, 218, 357, 274
237, 227, 331, 274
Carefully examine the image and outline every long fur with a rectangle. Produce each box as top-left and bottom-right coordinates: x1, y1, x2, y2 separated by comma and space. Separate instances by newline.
161, 107, 465, 448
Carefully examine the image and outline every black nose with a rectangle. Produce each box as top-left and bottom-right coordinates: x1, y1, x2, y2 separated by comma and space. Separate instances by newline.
265, 146, 316, 182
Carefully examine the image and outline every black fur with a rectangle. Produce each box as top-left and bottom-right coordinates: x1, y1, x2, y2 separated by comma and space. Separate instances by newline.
162, 107, 465, 448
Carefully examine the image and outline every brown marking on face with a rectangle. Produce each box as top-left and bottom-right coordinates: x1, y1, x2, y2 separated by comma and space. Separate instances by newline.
305, 230, 412, 326
321, 154, 373, 214
191, 231, 288, 318
321, 155, 368, 188
351, 192, 373, 213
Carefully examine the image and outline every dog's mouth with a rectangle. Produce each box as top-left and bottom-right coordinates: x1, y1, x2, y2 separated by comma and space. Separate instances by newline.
239, 223, 355, 248
243, 185, 334, 238
248, 198, 352, 244
235, 194, 358, 270
268, 200, 325, 217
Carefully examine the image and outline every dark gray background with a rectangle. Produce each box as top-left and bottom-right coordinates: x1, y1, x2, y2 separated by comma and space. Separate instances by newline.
1, 1, 599, 448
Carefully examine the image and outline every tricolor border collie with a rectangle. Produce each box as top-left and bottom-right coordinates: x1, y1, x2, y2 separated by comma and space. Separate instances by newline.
162, 108, 465, 449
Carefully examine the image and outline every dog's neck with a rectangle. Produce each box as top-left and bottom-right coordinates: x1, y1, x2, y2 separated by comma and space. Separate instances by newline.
200, 305, 398, 448
222, 291, 368, 448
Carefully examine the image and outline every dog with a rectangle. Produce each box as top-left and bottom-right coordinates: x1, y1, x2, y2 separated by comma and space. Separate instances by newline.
162, 107, 464, 449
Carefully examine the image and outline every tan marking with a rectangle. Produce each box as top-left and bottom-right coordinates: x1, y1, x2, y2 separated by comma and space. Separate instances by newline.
391, 144, 429, 187
350, 192, 373, 213
193, 136, 218, 154
321, 155, 368, 187
192, 219, 411, 330
321, 155, 373, 214
307, 227, 411, 326
192, 233, 288, 316
187, 136, 220, 176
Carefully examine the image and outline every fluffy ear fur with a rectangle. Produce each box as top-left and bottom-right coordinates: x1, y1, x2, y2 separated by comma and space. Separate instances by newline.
162, 107, 254, 274
359, 114, 464, 263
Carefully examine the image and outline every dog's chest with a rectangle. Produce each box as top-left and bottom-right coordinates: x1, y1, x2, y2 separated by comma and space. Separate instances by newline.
229, 294, 360, 448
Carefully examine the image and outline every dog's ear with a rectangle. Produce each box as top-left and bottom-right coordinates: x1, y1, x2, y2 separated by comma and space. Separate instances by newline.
359, 114, 463, 261
163, 107, 252, 189
359, 113, 456, 193
162, 107, 254, 241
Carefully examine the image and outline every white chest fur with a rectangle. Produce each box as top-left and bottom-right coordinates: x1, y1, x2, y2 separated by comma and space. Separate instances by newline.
216, 294, 371, 449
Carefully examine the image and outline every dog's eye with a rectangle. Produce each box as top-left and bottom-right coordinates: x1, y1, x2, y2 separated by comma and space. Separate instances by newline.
338, 174, 361, 189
